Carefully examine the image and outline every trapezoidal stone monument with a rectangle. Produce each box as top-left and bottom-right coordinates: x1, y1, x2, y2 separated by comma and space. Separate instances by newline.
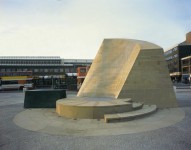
56, 39, 177, 123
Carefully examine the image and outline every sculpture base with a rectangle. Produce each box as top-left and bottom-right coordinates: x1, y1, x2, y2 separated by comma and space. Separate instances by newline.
56, 97, 132, 119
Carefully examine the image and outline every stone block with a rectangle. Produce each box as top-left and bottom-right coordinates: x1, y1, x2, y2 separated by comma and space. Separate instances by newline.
24, 89, 66, 108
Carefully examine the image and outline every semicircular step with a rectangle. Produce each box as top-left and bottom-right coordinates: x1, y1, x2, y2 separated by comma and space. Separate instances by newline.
132, 102, 144, 110
104, 105, 157, 123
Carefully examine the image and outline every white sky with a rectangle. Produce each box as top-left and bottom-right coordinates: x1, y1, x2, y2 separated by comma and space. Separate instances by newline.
0, 0, 191, 59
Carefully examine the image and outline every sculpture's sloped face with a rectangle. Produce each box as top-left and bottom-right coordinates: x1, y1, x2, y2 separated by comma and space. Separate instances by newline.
77, 39, 141, 98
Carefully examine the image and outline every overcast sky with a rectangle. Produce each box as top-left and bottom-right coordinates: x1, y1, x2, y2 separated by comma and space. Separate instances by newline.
0, 0, 191, 59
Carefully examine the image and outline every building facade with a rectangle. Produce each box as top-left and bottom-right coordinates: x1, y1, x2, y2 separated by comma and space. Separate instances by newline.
0, 56, 93, 89
76, 66, 91, 89
0, 56, 64, 76
164, 32, 191, 82
181, 56, 191, 83
62, 59, 92, 90
63, 59, 92, 75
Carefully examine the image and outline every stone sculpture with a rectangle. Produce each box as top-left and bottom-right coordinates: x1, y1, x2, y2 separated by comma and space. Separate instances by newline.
56, 39, 177, 122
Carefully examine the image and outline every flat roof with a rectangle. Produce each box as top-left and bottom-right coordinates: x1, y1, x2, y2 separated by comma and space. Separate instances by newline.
63, 59, 93, 63
164, 44, 179, 52
0, 56, 61, 60
164, 41, 191, 52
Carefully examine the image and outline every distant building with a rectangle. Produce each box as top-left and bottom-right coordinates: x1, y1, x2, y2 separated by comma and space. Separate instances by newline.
62, 59, 92, 90
181, 56, 191, 83
164, 32, 191, 82
0, 56, 65, 88
62, 59, 92, 76
0, 56, 93, 89
77, 66, 91, 85
0, 56, 63, 76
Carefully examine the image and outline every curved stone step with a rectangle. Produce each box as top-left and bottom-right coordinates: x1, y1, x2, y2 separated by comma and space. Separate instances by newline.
132, 102, 144, 110
118, 98, 132, 103
104, 105, 157, 123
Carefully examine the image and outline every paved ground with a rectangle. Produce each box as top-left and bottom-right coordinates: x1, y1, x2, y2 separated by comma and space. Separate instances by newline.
0, 89, 191, 150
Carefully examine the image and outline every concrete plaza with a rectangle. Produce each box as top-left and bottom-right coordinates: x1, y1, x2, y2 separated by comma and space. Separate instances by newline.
0, 88, 191, 150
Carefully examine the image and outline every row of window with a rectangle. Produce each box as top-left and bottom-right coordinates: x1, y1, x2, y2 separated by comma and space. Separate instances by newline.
182, 59, 191, 65
0, 68, 64, 73
0, 60, 61, 65
164, 47, 178, 56
0, 72, 32, 77
64, 68, 76, 73
0, 68, 78, 73
169, 68, 179, 72
182, 67, 191, 74
165, 54, 178, 61
1, 68, 28, 72
168, 60, 178, 65
33, 68, 64, 73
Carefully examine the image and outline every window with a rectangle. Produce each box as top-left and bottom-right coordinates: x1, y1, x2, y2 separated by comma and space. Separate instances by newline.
34, 69, 39, 72
17, 69, 22, 71
60, 69, 64, 72
54, 69, 59, 72
80, 68, 86, 73
65, 68, 69, 73
70, 68, 75, 73
6, 69, 11, 72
